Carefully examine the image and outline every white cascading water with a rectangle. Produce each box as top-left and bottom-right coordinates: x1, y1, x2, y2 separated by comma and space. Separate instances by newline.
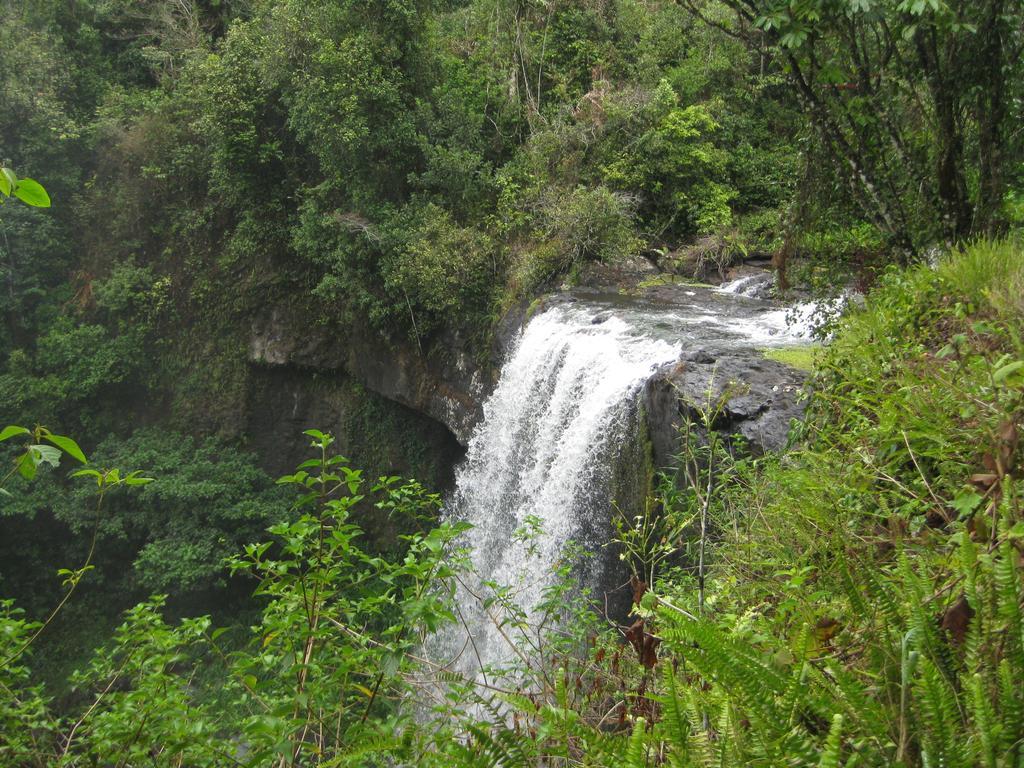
717, 273, 773, 297
431, 303, 681, 680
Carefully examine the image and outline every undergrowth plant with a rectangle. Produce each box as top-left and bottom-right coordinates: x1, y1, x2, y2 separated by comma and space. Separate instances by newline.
1, 430, 471, 766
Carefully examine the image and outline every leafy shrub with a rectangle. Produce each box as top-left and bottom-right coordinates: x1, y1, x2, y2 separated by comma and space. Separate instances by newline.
602, 82, 735, 237
796, 221, 889, 280
73, 429, 287, 595
91, 261, 158, 316
0, 430, 468, 766
512, 184, 641, 294
541, 185, 641, 265
0, 318, 147, 430
0, 428, 285, 608
0, 600, 52, 765
382, 203, 499, 340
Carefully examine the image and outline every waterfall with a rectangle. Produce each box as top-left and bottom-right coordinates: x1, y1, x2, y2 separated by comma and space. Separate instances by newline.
430, 302, 681, 680
717, 273, 773, 298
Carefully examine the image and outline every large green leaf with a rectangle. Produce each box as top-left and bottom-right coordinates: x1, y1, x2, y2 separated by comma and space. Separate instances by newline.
43, 433, 87, 463
0, 168, 16, 197
13, 178, 50, 208
0, 425, 29, 442
17, 452, 36, 481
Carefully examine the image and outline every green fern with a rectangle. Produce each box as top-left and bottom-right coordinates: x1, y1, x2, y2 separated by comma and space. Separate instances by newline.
996, 660, 1023, 766
657, 664, 692, 763
624, 718, 649, 768
817, 713, 844, 768
914, 657, 968, 768
968, 672, 999, 768
811, 660, 891, 754
995, 539, 1024, 671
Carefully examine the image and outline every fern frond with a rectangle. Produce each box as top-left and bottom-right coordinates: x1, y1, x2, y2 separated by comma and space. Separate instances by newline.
812, 660, 890, 755
817, 713, 844, 768
624, 718, 649, 768
997, 659, 1024, 766
657, 664, 691, 755
995, 540, 1024, 671
464, 722, 528, 768
967, 672, 998, 768
660, 611, 788, 728
914, 656, 968, 768
683, 688, 718, 768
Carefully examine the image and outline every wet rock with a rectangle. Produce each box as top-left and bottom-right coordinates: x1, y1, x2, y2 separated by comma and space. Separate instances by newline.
682, 349, 716, 364
718, 270, 776, 299
642, 351, 806, 474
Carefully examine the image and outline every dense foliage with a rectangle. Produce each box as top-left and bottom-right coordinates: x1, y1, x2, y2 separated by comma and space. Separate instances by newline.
2, 238, 1023, 765
2, 0, 1024, 763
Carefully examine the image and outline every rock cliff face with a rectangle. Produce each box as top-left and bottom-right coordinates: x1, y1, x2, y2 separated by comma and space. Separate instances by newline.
242, 364, 465, 489
246, 270, 807, 493
248, 306, 488, 447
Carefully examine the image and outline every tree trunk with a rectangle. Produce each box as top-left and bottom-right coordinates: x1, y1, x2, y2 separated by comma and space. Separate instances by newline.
974, 0, 1007, 235
915, 26, 972, 241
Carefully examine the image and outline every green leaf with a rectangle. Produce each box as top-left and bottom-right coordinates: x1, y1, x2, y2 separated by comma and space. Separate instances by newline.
1, 168, 16, 196
17, 452, 37, 481
13, 178, 50, 207
951, 491, 983, 517
0, 425, 29, 442
30, 445, 62, 468
993, 360, 1024, 385
42, 434, 87, 463
71, 468, 103, 487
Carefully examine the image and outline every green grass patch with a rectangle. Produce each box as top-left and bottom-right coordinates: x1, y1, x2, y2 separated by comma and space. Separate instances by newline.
761, 344, 819, 371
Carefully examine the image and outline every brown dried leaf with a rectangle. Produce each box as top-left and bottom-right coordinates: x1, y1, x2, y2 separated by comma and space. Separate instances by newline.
624, 618, 661, 669
941, 594, 974, 645
814, 617, 841, 643
998, 420, 1019, 471
630, 574, 648, 608
970, 473, 999, 489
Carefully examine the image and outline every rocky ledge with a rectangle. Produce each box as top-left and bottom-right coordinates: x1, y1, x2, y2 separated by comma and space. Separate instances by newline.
248, 306, 488, 445
537, 277, 809, 469
248, 267, 810, 478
